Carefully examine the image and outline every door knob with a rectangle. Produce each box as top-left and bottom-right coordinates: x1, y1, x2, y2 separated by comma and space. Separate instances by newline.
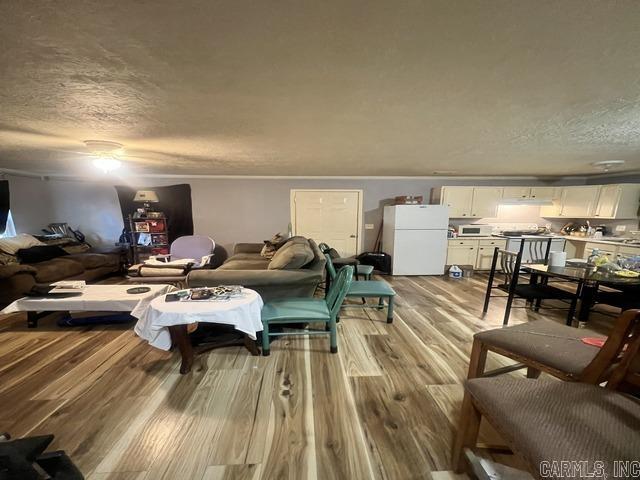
350, 235, 357, 238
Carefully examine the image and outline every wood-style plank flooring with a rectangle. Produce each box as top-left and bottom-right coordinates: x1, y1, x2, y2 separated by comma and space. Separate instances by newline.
0, 274, 616, 479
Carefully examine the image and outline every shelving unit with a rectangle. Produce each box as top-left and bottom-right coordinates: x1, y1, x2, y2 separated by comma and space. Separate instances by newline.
128, 214, 169, 264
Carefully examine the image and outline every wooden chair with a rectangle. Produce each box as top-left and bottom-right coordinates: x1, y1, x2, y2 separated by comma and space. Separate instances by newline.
452, 312, 640, 478
325, 254, 395, 323
260, 265, 353, 356
468, 309, 640, 382
482, 245, 578, 325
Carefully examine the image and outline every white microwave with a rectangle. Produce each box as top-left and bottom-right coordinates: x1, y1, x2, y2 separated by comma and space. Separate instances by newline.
458, 224, 494, 237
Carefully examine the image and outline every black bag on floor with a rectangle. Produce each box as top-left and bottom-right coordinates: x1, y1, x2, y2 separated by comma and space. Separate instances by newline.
356, 252, 391, 275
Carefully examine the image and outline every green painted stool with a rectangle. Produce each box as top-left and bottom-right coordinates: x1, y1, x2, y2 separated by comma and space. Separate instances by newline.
260, 265, 353, 356
324, 254, 395, 323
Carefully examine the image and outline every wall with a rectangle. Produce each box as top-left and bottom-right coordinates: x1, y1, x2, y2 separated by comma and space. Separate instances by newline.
8, 175, 582, 253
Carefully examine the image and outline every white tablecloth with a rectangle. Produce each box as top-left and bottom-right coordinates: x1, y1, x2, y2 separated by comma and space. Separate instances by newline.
132, 289, 264, 351
1, 284, 173, 314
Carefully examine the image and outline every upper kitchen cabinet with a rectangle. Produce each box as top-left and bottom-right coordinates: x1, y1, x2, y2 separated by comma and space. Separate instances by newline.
529, 187, 555, 201
558, 186, 600, 218
441, 187, 474, 217
502, 186, 531, 200
471, 187, 503, 217
593, 184, 640, 219
539, 184, 640, 219
440, 186, 502, 218
502, 186, 555, 202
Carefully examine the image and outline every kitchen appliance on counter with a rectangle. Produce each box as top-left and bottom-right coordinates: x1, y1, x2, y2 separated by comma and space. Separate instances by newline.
457, 224, 494, 237
382, 205, 449, 275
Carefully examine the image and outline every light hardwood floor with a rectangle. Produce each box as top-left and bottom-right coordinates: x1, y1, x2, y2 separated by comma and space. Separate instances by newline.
0, 274, 616, 480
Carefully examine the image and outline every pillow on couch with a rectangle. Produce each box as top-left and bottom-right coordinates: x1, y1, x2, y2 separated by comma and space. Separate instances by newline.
0, 234, 45, 255
268, 240, 314, 270
260, 233, 288, 259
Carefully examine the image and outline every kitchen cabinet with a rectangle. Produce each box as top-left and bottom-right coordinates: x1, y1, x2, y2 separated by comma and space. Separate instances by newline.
441, 187, 502, 218
619, 245, 640, 257
529, 187, 555, 201
593, 184, 640, 219
559, 186, 601, 218
471, 188, 503, 218
539, 184, 640, 219
441, 187, 474, 218
539, 187, 564, 217
446, 238, 507, 269
502, 187, 531, 200
446, 239, 478, 266
581, 242, 618, 261
502, 186, 555, 202
476, 239, 508, 269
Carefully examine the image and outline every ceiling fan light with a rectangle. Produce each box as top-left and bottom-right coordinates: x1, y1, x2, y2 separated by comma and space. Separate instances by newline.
591, 160, 625, 172
92, 157, 122, 173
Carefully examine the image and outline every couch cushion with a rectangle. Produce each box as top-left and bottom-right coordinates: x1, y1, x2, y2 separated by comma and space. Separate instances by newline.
0, 263, 37, 280
475, 319, 602, 376
465, 377, 640, 480
226, 253, 265, 262
65, 253, 119, 270
0, 234, 45, 255
219, 259, 271, 270
268, 241, 314, 270
34, 258, 85, 283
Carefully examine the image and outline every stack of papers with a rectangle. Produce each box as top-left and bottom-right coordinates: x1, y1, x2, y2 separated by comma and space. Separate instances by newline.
50, 280, 86, 293
144, 258, 194, 266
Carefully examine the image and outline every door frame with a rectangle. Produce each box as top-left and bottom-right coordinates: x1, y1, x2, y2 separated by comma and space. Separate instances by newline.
290, 189, 364, 255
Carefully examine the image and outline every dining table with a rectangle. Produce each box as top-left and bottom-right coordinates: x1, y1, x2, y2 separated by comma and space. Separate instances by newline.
523, 264, 640, 326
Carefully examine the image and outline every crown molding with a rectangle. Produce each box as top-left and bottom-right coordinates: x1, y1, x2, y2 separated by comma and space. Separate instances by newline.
0, 167, 592, 183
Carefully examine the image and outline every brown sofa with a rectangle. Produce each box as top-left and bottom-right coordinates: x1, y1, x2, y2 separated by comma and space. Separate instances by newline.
0, 252, 121, 306
187, 237, 325, 301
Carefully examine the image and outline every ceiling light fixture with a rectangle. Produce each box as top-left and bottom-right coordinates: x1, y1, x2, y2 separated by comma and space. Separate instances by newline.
591, 160, 625, 172
84, 140, 124, 173
92, 157, 122, 173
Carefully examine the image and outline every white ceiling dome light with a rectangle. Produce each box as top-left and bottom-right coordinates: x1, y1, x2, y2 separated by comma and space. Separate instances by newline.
84, 140, 124, 173
591, 160, 625, 173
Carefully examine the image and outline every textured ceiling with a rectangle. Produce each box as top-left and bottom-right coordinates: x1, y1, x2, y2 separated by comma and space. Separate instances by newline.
1, 0, 640, 177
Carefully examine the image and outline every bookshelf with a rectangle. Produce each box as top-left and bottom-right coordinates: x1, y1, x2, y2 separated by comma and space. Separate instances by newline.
128, 214, 169, 264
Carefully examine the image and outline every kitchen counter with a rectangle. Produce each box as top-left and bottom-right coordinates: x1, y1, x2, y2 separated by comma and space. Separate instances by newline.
448, 236, 496, 240
562, 236, 640, 248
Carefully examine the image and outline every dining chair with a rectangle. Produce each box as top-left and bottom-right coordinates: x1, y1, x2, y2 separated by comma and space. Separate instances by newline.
318, 242, 374, 280
260, 265, 353, 356
523, 237, 553, 264
452, 321, 640, 478
324, 254, 395, 323
482, 245, 578, 325
467, 309, 640, 382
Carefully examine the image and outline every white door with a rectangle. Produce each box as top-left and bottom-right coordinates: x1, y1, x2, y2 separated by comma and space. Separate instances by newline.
291, 190, 362, 257
471, 187, 503, 218
594, 184, 621, 219
441, 187, 473, 218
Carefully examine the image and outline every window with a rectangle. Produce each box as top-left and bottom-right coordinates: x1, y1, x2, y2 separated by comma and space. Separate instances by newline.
0, 210, 16, 238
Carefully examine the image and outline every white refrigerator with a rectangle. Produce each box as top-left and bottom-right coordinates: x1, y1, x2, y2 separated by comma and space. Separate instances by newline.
382, 205, 449, 275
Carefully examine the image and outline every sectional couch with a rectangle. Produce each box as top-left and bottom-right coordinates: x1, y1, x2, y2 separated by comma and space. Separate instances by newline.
187, 237, 325, 301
